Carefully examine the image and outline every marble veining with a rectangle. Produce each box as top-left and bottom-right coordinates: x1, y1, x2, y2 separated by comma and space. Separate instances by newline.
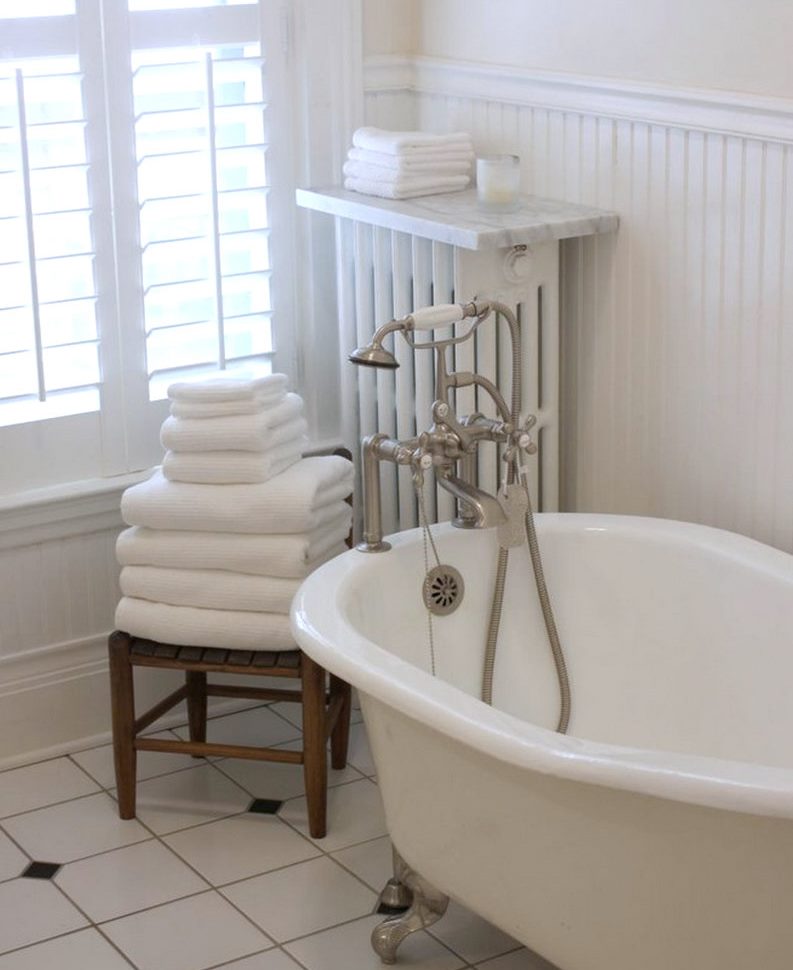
296, 187, 618, 250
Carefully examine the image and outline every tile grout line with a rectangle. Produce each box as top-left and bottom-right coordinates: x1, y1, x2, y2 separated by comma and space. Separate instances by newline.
92, 923, 142, 970
0, 787, 103, 824
0, 818, 35, 865
278, 911, 476, 969
202, 944, 281, 970
48, 879, 144, 969
0, 925, 134, 968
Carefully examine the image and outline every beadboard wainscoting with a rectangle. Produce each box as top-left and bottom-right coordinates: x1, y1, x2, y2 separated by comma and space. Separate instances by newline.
364, 56, 793, 553
0, 483, 254, 767
0, 487, 126, 765
0, 485, 184, 767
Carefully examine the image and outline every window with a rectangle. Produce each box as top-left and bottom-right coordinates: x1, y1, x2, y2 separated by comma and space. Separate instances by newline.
0, 0, 296, 492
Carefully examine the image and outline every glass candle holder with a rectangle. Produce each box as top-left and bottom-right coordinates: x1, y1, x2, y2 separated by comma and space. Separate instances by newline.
476, 154, 521, 211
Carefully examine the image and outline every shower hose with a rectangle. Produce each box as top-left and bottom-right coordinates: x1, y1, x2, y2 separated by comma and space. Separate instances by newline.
481, 463, 571, 734
417, 444, 571, 734
416, 304, 571, 734
480, 305, 571, 734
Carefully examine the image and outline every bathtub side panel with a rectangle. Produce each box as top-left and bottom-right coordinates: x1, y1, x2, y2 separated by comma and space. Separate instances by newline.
363, 696, 793, 970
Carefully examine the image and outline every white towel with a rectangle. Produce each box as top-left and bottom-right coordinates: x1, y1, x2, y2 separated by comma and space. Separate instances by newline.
161, 394, 304, 453
121, 456, 354, 535
344, 175, 470, 200
116, 513, 351, 578
121, 566, 304, 614
348, 147, 475, 169
168, 373, 288, 404
352, 127, 472, 155
162, 437, 304, 484
115, 597, 296, 650
343, 158, 472, 181
170, 391, 287, 419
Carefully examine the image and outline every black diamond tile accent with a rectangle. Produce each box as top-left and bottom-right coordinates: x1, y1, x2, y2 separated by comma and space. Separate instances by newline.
376, 901, 411, 916
21, 861, 61, 880
248, 798, 283, 815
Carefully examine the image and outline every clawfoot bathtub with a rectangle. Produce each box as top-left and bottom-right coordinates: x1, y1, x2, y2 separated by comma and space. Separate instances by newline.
291, 514, 793, 970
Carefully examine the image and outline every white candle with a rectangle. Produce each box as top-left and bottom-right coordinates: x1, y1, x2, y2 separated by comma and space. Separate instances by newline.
476, 154, 520, 210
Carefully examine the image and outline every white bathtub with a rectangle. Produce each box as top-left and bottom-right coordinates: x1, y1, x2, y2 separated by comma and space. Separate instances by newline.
291, 514, 793, 970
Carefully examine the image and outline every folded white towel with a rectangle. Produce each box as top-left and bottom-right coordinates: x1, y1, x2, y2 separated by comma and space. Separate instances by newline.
162, 438, 304, 485
115, 597, 296, 650
161, 394, 304, 453
348, 147, 475, 169
168, 373, 288, 404
170, 390, 287, 419
121, 456, 354, 534
344, 175, 470, 200
116, 512, 351, 578
121, 566, 304, 614
352, 127, 472, 155
120, 548, 347, 613
343, 159, 472, 181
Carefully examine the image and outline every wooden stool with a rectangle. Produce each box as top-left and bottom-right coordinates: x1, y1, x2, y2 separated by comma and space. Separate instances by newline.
108, 631, 352, 838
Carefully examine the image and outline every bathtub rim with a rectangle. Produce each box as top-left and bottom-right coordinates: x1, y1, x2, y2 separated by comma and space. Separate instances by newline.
291, 513, 793, 820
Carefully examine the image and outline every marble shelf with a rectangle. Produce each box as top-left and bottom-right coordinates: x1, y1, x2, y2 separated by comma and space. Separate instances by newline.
296, 187, 618, 251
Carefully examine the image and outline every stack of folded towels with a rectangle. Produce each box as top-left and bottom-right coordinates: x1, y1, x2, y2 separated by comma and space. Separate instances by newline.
160, 373, 307, 485
343, 126, 474, 200
114, 374, 354, 650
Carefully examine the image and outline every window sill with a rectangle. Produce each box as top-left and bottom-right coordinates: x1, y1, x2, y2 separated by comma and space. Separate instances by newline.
0, 470, 153, 551
0, 436, 346, 551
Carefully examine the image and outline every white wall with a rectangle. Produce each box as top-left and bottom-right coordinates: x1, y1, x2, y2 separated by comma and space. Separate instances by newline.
363, 0, 417, 57
417, 0, 793, 99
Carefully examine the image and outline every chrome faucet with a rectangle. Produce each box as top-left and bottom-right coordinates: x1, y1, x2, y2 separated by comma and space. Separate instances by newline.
349, 300, 536, 553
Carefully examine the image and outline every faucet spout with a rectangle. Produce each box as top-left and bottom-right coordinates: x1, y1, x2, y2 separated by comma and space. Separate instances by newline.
437, 469, 506, 528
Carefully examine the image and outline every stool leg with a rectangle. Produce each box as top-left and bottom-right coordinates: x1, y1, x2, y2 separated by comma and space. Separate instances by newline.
185, 671, 207, 756
301, 654, 327, 838
108, 631, 137, 819
330, 675, 352, 770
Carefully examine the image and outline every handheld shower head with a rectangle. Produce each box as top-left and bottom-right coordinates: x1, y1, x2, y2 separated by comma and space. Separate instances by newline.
348, 318, 404, 369
348, 343, 399, 368
348, 302, 489, 369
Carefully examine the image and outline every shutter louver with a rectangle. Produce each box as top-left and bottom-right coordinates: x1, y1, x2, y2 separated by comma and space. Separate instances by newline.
0, 54, 99, 427
132, 39, 274, 401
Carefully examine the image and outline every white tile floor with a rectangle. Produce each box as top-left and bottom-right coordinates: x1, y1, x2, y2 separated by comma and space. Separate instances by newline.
0, 702, 556, 970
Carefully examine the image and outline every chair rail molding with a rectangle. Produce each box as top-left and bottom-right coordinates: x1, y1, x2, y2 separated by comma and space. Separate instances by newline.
364, 54, 793, 144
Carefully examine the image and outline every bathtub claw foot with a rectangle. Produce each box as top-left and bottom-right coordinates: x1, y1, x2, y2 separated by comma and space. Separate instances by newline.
371, 856, 449, 964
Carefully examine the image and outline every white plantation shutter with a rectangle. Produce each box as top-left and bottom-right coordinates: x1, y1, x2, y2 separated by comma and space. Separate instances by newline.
0, 0, 297, 492
0, 55, 99, 427
133, 44, 274, 400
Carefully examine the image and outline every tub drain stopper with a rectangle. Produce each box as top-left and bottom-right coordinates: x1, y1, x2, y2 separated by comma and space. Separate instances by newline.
422, 564, 464, 616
